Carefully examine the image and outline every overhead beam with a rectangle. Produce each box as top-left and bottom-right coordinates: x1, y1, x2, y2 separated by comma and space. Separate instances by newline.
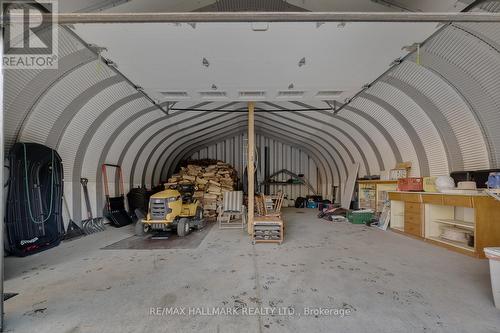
12, 12, 500, 24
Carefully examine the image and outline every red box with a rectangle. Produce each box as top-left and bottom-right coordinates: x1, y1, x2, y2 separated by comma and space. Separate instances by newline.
397, 177, 424, 192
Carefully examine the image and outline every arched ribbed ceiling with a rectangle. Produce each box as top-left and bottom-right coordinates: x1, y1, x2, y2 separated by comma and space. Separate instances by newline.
4, 2, 500, 221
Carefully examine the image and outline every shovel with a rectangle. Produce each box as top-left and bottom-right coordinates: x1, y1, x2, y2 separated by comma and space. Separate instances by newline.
80, 178, 105, 234
62, 195, 85, 240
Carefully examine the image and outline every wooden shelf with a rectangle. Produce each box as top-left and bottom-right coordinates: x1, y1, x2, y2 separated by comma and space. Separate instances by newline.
389, 193, 500, 258
434, 219, 474, 230
428, 236, 474, 252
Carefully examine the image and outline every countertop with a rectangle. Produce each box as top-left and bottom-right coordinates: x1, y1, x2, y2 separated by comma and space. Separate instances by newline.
388, 190, 487, 197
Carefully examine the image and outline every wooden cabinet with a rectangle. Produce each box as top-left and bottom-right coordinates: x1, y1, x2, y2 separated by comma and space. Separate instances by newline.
357, 180, 398, 212
443, 195, 472, 208
473, 196, 500, 256
389, 192, 500, 258
404, 202, 423, 237
358, 182, 376, 210
405, 202, 422, 213
421, 194, 443, 205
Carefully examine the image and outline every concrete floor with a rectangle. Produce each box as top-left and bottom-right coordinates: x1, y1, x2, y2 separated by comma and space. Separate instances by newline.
4, 208, 500, 333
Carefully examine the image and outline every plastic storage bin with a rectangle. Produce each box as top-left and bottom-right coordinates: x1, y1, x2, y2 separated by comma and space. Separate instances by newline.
485, 247, 500, 310
397, 177, 424, 192
423, 177, 437, 192
390, 168, 407, 180
346, 210, 374, 224
306, 200, 317, 209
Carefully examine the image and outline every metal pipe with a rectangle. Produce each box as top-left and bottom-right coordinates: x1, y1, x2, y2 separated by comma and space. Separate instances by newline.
2, 12, 500, 24
0, 29, 4, 332
247, 102, 255, 235
170, 107, 332, 112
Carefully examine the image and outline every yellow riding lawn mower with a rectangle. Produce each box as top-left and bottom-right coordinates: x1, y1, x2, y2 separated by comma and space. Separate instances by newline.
135, 184, 206, 237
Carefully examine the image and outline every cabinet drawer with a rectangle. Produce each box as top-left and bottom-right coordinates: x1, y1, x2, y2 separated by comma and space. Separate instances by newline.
388, 192, 402, 201
405, 202, 422, 214
405, 222, 422, 237
400, 193, 422, 203
405, 213, 422, 225
421, 194, 443, 205
443, 195, 473, 208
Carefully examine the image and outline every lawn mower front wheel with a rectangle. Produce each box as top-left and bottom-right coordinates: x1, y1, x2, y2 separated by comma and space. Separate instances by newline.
177, 218, 191, 237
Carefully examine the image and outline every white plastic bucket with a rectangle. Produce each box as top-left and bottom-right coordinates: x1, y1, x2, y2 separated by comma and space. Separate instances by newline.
484, 247, 500, 310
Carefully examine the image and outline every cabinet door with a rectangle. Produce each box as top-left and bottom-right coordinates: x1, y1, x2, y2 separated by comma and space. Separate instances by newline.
358, 185, 376, 210
376, 183, 398, 212
443, 195, 473, 208
404, 202, 423, 237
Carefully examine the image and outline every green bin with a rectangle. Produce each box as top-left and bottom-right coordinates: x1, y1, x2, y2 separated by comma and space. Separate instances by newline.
347, 210, 374, 224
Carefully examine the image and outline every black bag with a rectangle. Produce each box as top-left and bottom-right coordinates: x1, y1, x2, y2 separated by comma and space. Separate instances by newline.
295, 197, 306, 208
6, 143, 64, 256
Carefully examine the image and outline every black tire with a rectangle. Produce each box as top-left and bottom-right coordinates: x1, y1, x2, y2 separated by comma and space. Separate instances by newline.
135, 222, 146, 236
194, 207, 206, 229
177, 218, 190, 237
196, 207, 203, 219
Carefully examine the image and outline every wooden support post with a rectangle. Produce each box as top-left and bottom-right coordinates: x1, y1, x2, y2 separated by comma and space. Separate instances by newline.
247, 102, 255, 235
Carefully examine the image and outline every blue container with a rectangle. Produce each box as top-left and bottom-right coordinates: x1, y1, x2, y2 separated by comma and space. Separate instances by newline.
306, 200, 317, 209
488, 172, 500, 189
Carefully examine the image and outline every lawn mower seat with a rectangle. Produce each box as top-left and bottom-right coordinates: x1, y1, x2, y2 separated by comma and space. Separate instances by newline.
181, 193, 194, 204
178, 184, 196, 203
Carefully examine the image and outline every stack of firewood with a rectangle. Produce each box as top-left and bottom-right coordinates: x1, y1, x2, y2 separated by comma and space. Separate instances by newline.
166, 160, 238, 220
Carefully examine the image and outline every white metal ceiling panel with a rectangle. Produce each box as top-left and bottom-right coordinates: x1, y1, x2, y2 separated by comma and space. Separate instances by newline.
351, 97, 420, 176
104, 111, 165, 168
4, 28, 90, 150
391, 61, 490, 171
20, 61, 116, 146
424, 25, 500, 166
131, 113, 240, 185
368, 81, 449, 176
337, 109, 398, 172
257, 113, 350, 177
456, 22, 500, 47
151, 115, 248, 185
57, 81, 135, 181
73, 21, 437, 102
81, 98, 152, 182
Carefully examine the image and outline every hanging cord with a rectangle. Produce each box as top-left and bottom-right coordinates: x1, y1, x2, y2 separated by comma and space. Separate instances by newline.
23, 143, 55, 224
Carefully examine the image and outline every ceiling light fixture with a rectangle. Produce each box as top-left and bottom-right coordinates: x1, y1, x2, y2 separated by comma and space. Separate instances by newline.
390, 57, 403, 66
104, 58, 118, 68
87, 43, 107, 54
165, 102, 177, 115
324, 100, 341, 114
402, 42, 419, 52
251, 22, 269, 31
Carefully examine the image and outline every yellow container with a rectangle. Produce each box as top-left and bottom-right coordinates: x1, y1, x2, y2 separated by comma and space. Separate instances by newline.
423, 176, 438, 192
